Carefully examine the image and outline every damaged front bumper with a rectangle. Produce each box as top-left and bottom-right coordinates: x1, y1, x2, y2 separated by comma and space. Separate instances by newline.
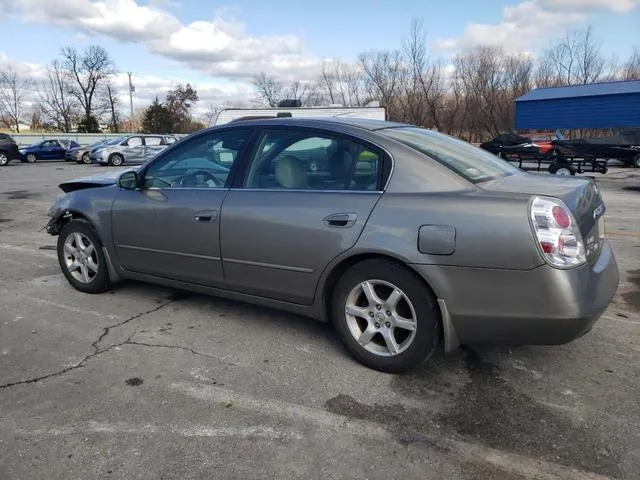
43, 194, 70, 235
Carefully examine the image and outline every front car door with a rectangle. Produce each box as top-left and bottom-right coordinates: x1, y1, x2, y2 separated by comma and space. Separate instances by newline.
40, 140, 61, 159
110, 127, 253, 286
122, 136, 145, 163
220, 126, 384, 305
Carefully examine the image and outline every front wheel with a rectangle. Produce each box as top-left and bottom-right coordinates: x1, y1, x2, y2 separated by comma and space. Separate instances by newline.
25, 153, 37, 163
108, 153, 124, 166
331, 259, 440, 373
57, 219, 111, 294
81, 152, 91, 164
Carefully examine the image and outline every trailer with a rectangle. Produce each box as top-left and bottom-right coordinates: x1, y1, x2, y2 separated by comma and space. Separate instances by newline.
498, 150, 609, 176
213, 100, 386, 126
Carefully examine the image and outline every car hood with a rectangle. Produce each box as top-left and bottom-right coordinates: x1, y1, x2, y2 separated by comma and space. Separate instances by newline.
59, 167, 140, 193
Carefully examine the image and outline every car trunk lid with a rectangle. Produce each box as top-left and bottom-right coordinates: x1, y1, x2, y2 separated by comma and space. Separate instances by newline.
480, 173, 605, 264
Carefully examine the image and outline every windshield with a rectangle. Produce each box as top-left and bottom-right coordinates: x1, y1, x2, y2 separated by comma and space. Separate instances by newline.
103, 136, 126, 146
380, 127, 520, 183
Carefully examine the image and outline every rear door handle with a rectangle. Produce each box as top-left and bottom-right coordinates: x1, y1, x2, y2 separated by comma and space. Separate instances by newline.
323, 213, 358, 228
193, 210, 218, 223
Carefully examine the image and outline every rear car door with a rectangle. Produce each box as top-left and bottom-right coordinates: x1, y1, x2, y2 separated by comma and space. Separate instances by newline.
220, 127, 384, 305
143, 136, 166, 160
123, 136, 145, 163
110, 127, 252, 287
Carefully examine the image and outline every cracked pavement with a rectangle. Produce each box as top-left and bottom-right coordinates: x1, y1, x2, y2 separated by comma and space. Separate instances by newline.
1, 162, 639, 480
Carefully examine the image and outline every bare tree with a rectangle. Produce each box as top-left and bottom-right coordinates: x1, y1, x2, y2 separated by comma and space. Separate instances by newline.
253, 72, 321, 107
60, 45, 117, 126
622, 46, 640, 80
40, 60, 78, 132
202, 104, 222, 126
540, 26, 605, 86
0, 66, 32, 133
359, 49, 403, 118
400, 18, 447, 130
102, 81, 120, 132
319, 60, 366, 106
253, 72, 285, 107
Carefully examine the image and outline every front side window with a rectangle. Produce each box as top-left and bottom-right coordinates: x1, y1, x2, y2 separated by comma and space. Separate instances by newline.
126, 137, 143, 147
381, 127, 520, 183
142, 128, 251, 189
243, 129, 381, 191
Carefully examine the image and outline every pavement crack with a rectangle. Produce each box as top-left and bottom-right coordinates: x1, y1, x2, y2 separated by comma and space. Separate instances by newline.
0, 296, 182, 391
0, 343, 124, 390
125, 341, 240, 366
91, 299, 176, 353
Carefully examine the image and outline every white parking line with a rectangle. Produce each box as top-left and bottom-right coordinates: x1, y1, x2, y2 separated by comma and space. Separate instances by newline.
0, 244, 57, 259
0, 289, 119, 319
171, 382, 611, 480
23, 421, 302, 441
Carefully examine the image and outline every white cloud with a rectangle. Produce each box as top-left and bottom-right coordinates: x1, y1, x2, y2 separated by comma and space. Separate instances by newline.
0, 54, 254, 118
432, 0, 639, 54
537, 0, 640, 12
11, 0, 318, 81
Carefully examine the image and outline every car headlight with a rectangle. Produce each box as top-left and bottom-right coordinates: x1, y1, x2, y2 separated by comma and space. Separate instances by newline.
19, 149, 26, 154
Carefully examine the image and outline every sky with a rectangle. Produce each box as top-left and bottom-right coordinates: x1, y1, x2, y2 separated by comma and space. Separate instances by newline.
0, 0, 638, 117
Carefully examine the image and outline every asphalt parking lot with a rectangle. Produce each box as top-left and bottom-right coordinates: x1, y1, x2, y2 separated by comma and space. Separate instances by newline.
1, 161, 639, 480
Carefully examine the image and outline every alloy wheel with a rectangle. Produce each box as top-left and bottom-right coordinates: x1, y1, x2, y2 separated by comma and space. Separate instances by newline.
63, 232, 99, 284
344, 279, 418, 357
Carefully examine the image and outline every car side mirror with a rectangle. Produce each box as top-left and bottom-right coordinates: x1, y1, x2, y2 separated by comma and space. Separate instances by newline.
118, 171, 139, 190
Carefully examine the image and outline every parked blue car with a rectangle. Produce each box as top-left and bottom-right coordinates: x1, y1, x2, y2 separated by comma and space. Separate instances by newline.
19, 139, 80, 163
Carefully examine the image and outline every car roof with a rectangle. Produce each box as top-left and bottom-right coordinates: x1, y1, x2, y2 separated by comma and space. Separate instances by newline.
222, 116, 409, 132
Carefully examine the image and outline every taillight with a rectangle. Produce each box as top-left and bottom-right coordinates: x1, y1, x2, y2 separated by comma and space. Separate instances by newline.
529, 196, 586, 269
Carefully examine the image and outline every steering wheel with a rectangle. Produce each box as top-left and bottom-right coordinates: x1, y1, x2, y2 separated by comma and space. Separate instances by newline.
179, 170, 222, 188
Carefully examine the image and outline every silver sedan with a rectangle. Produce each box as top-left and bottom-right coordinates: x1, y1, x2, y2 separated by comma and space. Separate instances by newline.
45, 118, 619, 372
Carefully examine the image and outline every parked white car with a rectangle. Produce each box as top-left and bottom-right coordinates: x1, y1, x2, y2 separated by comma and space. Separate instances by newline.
89, 135, 178, 166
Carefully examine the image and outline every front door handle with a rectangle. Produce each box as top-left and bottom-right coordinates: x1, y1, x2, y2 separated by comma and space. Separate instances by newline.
323, 212, 358, 228
193, 210, 218, 223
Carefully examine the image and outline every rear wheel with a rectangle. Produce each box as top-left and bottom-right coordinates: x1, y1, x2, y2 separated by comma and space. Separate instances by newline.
0, 152, 8, 166
25, 153, 37, 163
109, 153, 124, 166
633, 155, 640, 169
57, 219, 111, 294
331, 259, 440, 373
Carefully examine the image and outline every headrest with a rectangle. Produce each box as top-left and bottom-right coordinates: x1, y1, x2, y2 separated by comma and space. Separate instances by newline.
275, 155, 307, 189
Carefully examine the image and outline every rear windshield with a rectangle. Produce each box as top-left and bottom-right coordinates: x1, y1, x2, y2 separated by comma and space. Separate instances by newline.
380, 127, 520, 183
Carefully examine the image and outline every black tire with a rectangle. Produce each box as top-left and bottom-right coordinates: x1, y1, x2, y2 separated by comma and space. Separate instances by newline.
0, 151, 8, 166
633, 155, 640, 169
25, 153, 37, 163
548, 162, 575, 176
81, 152, 91, 164
331, 259, 440, 373
57, 219, 111, 294
109, 153, 124, 166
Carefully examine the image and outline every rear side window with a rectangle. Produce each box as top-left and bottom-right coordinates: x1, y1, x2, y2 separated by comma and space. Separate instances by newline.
242, 129, 382, 191
381, 127, 519, 183
145, 136, 163, 146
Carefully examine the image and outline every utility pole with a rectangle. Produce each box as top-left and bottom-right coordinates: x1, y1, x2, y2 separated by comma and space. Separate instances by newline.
127, 72, 135, 133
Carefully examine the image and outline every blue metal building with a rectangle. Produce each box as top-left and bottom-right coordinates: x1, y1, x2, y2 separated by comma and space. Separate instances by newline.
514, 80, 640, 130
